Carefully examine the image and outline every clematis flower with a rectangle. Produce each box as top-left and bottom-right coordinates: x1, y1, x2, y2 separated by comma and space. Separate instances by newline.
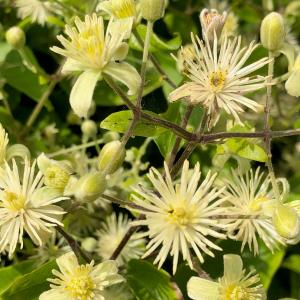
187, 254, 266, 300
51, 14, 141, 118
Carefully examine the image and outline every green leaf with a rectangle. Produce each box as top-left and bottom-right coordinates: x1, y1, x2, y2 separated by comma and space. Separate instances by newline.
0, 42, 12, 63
126, 259, 179, 300
216, 124, 268, 162
100, 110, 167, 137
130, 24, 182, 52
154, 102, 182, 158
283, 255, 300, 273
0, 50, 50, 104
0, 260, 57, 300
0, 260, 35, 295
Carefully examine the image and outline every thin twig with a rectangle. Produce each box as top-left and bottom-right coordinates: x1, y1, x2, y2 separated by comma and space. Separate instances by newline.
167, 105, 194, 169
24, 64, 63, 133
56, 226, 91, 263
133, 29, 177, 89
264, 53, 281, 199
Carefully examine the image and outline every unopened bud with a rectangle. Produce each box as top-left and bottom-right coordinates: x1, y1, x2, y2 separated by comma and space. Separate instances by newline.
81, 120, 97, 138
285, 54, 300, 97
98, 141, 126, 175
273, 205, 300, 239
200, 8, 227, 42
75, 171, 107, 202
5, 26, 26, 49
103, 131, 120, 143
82, 237, 97, 252
140, 0, 165, 22
260, 12, 285, 51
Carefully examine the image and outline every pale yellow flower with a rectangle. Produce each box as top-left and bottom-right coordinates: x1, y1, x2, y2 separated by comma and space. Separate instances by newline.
51, 14, 141, 118
40, 252, 124, 300
96, 212, 145, 265
169, 34, 269, 127
221, 168, 285, 254
15, 0, 52, 25
131, 160, 227, 274
188, 254, 266, 300
0, 159, 67, 258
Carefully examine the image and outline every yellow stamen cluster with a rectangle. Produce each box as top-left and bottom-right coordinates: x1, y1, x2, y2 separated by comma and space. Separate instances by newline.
2, 191, 26, 212
209, 70, 227, 92
111, 0, 136, 19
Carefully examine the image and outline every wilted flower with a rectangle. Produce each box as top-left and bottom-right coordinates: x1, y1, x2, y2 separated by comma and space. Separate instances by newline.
0, 159, 67, 258
96, 213, 145, 265
51, 14, 141, 118
169, 33, 270, 128
39, 252, 124, 300
200, 8, 227, 41
0, 124, 8, 165
187, 254, 266, 300
15, 0, 52, 25
221, 168, 285, 254
131, 160, 227, 274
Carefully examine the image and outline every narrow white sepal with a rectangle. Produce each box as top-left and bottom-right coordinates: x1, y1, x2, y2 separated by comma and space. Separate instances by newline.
70, 70, 101, 118
103, 62, 141, 95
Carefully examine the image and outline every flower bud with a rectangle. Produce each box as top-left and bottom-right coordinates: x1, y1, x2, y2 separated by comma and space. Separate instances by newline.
200, 8, 227, 42
273, 205, 300, 239
285, 54, 300, 97
140, 0, 165, 22
81, 237, 97, 252
81, 120, 97, 139
98, 141, 126, 175
260, 12, 285, 51
75, 171, 107, 202
103, 131, 120, 143
5, 26, 26, 49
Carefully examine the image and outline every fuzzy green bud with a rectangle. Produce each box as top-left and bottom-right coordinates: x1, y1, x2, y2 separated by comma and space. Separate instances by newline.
44, 165, 70, 190
140, 0, 165, 22
81, 120, 97, 138
98, 141, 126, 175
273, 205, 300, 239
5, 26, 26, 49
81, 237, 97, 252
75, 171, 107, 202
260, 12, 285, 51
102, 131, 120, 143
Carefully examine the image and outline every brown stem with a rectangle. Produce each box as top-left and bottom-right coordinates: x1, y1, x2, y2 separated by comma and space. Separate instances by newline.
56, 226, 91, 263
167, 105, 194, 169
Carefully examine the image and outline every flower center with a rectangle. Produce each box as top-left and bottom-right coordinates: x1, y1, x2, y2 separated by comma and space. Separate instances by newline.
249, 195, 269, 212
2, 191, 26, 212
112, 0, 136, 19
223, 284, 249, 300
209, 70, 226, 92
168, 206, 191, 226
65, 266, 95, 300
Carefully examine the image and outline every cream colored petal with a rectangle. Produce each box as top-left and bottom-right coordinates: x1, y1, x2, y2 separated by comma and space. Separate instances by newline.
108, 18, 133, 39
112, 43, 129, 61
39, 288, 70, 300
103, 62, 141, 95
61, 58, 85, 74
187, 277, 219, 300
223, 254, 243, 282
56, 251, 78, 275
31, 187, 65, 207
96, 1, 113, 15
285, 70, 300, 97
70, 70, 102, 118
